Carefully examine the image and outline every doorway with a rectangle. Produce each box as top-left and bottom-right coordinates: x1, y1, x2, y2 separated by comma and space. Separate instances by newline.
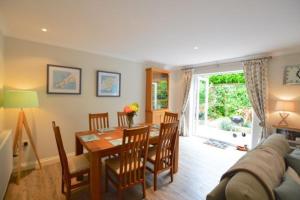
194, 71, 253, 148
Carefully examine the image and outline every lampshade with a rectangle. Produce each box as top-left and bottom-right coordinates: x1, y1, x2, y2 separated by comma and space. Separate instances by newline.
275, 100, 296, 112
3, 90, 39, 108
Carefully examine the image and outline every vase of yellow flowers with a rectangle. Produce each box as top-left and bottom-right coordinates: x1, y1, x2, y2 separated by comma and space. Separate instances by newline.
123, 102, 139, 128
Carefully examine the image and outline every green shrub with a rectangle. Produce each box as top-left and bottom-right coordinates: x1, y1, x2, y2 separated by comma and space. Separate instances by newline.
198, 73, 252, 127
209, 73, 245, 84
220, 118, 233, 131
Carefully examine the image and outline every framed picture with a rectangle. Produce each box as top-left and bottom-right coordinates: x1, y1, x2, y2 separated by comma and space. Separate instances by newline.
96, 71, 121, 97
47, 64, 82, 94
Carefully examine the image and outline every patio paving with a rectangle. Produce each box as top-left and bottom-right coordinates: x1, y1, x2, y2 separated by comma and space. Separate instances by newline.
196, 125, 252, 148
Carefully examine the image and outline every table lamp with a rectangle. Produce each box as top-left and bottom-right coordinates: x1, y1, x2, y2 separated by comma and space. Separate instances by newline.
275, 100, 296, 126
3, 90, 41, 184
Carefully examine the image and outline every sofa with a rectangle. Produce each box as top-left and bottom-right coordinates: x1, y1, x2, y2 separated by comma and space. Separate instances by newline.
206, 134, 291, 200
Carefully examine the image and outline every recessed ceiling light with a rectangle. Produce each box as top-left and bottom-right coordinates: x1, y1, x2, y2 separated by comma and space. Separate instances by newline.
193, 46, 199, 50
41, 28, 47, 32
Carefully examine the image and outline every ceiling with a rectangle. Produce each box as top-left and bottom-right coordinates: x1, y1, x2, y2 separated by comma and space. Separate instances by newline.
0, 0, 300, 67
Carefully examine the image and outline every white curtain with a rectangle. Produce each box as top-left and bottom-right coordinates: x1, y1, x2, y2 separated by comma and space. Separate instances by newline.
243, 58, 270, 139
190, 76, 201, 137
179, 69, 194, 136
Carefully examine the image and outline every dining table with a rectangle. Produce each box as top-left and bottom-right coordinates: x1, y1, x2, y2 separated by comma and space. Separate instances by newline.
75, 124, 179, 200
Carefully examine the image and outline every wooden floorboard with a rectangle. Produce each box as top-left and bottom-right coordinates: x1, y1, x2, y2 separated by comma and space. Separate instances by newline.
4, 136, 244, 200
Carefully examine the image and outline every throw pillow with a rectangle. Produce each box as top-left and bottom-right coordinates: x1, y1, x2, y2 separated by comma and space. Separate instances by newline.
286, 167, 300, 184
290, 148, 300, 156
274, 175, 300, 200
285, 149, 300, 175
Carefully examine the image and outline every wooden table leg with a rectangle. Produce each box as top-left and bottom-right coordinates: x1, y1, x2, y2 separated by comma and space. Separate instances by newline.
75, 136, 83, 155
76, 136, 84, 181
90, 152, 101, 200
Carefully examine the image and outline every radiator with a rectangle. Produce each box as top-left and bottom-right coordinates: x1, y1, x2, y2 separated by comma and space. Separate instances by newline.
0, 130, 12, 199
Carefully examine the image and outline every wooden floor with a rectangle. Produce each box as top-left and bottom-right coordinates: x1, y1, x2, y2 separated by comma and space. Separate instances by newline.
4, 136, 244, 200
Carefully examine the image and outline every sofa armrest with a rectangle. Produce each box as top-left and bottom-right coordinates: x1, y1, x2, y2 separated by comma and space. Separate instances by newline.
225, 172, 269, 200
206, 177, 229, 200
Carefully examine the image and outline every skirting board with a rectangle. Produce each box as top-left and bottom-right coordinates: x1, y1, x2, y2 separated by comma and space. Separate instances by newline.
13, 152, 76, 172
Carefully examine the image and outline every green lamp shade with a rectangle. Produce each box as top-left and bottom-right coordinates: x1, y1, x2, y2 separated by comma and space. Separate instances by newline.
3, 90, 39, 108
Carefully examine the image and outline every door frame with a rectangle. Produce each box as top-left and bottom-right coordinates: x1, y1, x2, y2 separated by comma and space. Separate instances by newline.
191, 70, 259, 148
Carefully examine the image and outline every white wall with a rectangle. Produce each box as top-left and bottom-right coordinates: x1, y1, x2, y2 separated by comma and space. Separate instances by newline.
3, 37, 146, 163
268, 53, 300, 127
0, 30, 4, 130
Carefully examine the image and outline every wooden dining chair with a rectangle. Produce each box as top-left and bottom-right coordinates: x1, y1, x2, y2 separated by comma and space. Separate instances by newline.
89, 112, 109, 131
163, 111, 178, 123
52, 121, 90, 200
105, 126, 150, 199
163, 112, 179, 172
146, 121, 179, 191
117, 112, 128, 128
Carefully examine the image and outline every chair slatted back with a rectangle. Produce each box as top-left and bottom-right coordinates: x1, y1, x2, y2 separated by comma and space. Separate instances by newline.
89, 112, 109, 130
119, 126, 150, 188
52, 121, 70, 183
164, 112, 178, 123
117, 112, 128, 128
156, 121, 179, 171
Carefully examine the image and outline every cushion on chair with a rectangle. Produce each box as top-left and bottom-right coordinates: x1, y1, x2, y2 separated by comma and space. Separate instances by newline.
105, 157, 143, 175
147, 146, 157, 162
147, 146, 172, 163
68, 153, 90, 174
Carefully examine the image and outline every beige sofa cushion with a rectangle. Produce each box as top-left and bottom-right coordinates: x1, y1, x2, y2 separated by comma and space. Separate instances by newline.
286, 167, 300, 185
225, 171, 269, 200
261, 134, 291, 156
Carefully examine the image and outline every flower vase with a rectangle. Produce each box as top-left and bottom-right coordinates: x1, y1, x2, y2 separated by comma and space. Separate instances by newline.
127, 113, 134, 128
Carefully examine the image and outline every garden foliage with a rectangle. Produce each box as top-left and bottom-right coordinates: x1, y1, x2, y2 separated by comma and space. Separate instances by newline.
199, 73, 252, 126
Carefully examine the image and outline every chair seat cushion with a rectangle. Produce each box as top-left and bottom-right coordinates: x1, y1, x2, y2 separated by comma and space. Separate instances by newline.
147, 146, 157, 162
147, 146, 172, 163
105, 157, 143, 175
68, 153, 90, 174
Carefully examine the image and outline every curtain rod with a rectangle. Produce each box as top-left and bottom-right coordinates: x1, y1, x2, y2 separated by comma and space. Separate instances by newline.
182, 56, 272, 71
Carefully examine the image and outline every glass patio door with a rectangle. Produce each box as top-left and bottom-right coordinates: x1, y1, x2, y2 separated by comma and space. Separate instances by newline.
194, 76, 209, 137
194, 72, 253, 148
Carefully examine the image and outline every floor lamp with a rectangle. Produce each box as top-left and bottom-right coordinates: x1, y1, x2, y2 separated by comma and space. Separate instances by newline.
3, 90, 41, 184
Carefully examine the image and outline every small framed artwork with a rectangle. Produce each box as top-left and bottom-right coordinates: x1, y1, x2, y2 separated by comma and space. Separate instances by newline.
284, 65, 300, 85
47, 64, 82, 94
96, 71, 121, 97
